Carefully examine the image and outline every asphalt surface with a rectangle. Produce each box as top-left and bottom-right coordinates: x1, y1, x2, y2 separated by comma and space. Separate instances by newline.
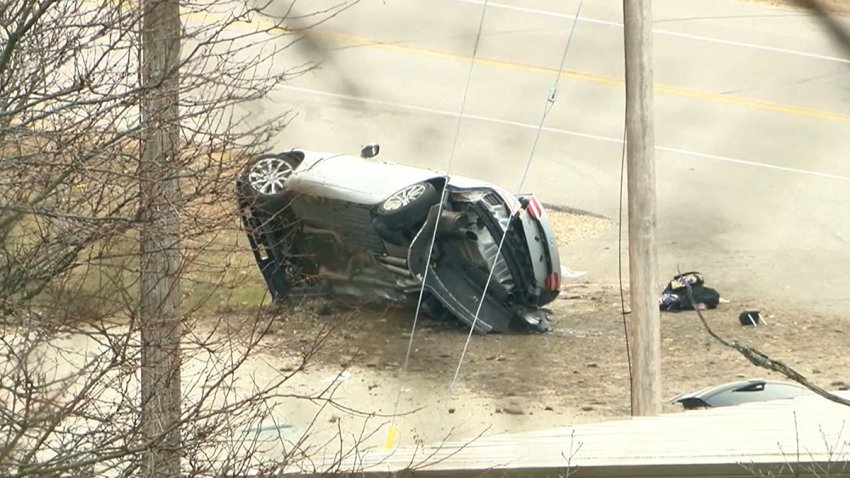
232, 0, 850, 314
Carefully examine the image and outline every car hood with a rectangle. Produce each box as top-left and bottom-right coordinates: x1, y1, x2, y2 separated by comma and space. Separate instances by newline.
284, 150, 446, 204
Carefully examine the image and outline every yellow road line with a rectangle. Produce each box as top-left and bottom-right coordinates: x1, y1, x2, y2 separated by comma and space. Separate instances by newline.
183, 9, 850, 124
309, 30, 850, 124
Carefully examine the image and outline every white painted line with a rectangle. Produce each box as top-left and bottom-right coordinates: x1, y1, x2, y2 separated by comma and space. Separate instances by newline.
654, 30, 850, 65
457, 0, 620, 26
282, 86, 623, 144
281, 85, 850, 183
457, 0, 850, 65
656, 145, 850, 182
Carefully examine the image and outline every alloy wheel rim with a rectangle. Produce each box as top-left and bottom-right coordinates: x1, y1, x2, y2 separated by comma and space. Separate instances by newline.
248, 157, 293, 195
383, 184, 426, 211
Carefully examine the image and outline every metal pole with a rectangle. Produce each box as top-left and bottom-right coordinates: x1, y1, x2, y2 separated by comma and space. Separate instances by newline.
623, 0, 661, 416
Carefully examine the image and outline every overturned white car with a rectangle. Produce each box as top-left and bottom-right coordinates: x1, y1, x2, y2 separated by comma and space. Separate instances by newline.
237, 145, 561, 333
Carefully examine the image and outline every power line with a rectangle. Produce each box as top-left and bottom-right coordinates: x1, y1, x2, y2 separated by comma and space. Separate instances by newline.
386, 0, 492, 449
451, 0, 585, 390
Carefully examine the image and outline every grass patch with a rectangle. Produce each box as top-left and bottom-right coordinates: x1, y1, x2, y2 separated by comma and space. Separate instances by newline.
2, 137, 271, 322
32, 224, 272, 323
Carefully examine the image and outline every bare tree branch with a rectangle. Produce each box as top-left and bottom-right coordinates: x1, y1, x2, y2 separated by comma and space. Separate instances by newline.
684, 283, 850, 407
789, 0, 850, 59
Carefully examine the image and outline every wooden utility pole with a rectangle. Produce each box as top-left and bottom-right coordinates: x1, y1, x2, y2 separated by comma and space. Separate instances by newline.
623, 0, 661, 416
139, 0, 182, 476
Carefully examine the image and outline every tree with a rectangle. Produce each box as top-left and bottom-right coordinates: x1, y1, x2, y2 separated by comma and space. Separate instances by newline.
139, 0, 182, 475
0, 0, 361, 476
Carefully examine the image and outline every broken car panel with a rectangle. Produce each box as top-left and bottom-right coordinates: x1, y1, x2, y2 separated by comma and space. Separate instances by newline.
237, 145, 561, 333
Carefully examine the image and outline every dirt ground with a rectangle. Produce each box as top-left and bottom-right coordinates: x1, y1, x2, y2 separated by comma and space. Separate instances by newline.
260, 283, 850, 410
234, 210, 850, 450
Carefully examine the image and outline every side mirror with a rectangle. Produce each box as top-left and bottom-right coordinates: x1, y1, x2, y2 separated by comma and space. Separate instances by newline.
360, 143, 380, 158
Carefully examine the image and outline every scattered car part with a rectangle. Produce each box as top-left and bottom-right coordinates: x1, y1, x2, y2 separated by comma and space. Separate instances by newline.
360, 143, 380, 158
739, 309, 762, 326
670, 379, 814, 410
237, 145, 562, 333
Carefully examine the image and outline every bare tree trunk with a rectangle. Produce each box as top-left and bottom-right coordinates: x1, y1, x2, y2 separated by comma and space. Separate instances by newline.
139, 0, 182, 477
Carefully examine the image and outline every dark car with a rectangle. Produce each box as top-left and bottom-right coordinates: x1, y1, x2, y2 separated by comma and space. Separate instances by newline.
237, 144, 562, 333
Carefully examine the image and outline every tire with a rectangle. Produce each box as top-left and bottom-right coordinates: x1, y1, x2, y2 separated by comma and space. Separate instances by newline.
537, 289, 560, 306
375, 182, 439, 228
237, 153, 301, 213
420, 294, 454, 322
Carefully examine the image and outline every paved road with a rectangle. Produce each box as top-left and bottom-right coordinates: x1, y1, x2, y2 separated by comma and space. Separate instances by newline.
234, 0, 850, 314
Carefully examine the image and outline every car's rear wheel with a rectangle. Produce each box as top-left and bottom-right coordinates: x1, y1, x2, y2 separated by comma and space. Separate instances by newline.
538, 289, 559, 306
375, 182, 439, 228
238, 153, 301, 212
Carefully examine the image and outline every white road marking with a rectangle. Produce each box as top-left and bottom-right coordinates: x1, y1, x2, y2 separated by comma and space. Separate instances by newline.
656, 145, 850, 182
282, 84, 850, 182
457, 0, 850, 65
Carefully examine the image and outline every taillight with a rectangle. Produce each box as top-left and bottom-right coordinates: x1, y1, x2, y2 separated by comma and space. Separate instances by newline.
544, 272, 560, 290
526, 196, 544, 219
